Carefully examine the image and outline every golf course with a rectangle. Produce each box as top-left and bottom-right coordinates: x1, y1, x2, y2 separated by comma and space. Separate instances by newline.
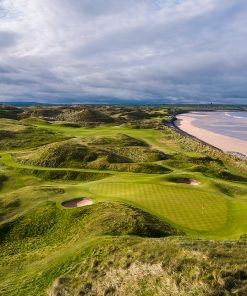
0, 104, 247, 295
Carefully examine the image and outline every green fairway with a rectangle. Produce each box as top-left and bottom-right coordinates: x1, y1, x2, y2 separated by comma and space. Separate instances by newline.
88, 182, 228, 232
60, 174, 245, 239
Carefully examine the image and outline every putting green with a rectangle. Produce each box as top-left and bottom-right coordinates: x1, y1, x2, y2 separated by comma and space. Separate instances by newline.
89, 182, 228, 231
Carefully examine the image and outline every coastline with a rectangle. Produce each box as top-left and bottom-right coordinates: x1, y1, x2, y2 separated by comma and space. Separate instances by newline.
174, 113, 247, 158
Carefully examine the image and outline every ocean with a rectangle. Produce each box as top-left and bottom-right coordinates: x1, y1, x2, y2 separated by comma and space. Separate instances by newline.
225, 112, 247, 119
189, 111, 247, 142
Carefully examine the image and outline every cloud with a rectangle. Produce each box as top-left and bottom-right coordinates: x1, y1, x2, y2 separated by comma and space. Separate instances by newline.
0, 0, 247, 103
0, 30, 18, 49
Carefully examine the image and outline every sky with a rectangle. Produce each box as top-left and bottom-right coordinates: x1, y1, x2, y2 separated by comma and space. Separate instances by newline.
0, 0, 247, 104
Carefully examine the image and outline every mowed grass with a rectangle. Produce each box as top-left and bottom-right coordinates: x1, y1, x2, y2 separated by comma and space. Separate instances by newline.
61, 174, 247, 239
88, 182, 228, 232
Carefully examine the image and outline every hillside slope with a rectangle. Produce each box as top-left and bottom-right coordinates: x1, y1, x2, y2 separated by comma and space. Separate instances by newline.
18, 136, 170, 173
1, 201, 247, 296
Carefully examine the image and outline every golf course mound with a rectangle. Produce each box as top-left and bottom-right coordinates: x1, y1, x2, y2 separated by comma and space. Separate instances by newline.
0, 120, 67, 150
214, 182, 247, 197
23, 106, 63, 119
189, 165, 247, 182
122, 109, 151, 120
56, 107, 114, 124
87, 133, 149, 147
106, 146, 167, 162
62, 198, 93, 208
18, 138, 169, 173
0, 104, 23, 119
19, 139, 99, 167
17, 168, 110, 182
20, 106, 115, 125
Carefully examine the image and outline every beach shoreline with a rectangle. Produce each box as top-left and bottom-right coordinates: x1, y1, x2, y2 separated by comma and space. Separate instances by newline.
174, 112, 247, 158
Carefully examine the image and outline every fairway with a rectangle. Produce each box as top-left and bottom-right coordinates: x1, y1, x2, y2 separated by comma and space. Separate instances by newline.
89, 182, 228, 232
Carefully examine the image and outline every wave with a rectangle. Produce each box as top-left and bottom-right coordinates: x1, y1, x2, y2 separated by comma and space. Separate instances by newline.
224, 112, 247, 120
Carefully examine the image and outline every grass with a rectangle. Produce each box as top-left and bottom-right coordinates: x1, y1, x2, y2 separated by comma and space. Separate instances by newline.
48, 237, 247, 296
62, 173, 246, 239
0, 121, 246, 239
89, 182, 228, 232
10, 130, 169, 173
0, 119, 68, 151
0, 106, 247, 295
0, 202, 181, 295
32, 122, 177, 153
0, 201, 247, 295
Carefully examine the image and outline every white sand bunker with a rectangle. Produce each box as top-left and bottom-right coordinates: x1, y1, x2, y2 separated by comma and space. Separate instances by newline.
62, 198, 93, 208
175, 178, 200, 186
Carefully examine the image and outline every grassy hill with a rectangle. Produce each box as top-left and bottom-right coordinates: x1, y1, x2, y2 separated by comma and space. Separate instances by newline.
0, 105, 23, 119
0, 119, 68, 150
56, 108, 114, 125
49, 237, 247, 296
17, 136, 169, 173
0, 201, 183, 295
0, 201, 246, 295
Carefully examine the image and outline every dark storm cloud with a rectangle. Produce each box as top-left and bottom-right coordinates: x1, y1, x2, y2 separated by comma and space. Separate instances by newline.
0, 0, 247, 103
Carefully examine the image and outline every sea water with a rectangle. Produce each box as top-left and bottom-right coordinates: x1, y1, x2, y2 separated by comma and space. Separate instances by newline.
225, 112, 247, 120
190, 111, 247, 142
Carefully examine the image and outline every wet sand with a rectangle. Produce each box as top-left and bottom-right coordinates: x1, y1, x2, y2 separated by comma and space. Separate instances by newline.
175, 113, 247, 157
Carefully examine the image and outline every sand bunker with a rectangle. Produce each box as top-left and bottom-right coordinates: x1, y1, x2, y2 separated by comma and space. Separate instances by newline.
62, 198, 93, 208
175, 178, 200, 186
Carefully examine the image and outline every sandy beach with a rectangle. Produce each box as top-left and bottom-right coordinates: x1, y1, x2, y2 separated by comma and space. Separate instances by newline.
175, 113, 247, 157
